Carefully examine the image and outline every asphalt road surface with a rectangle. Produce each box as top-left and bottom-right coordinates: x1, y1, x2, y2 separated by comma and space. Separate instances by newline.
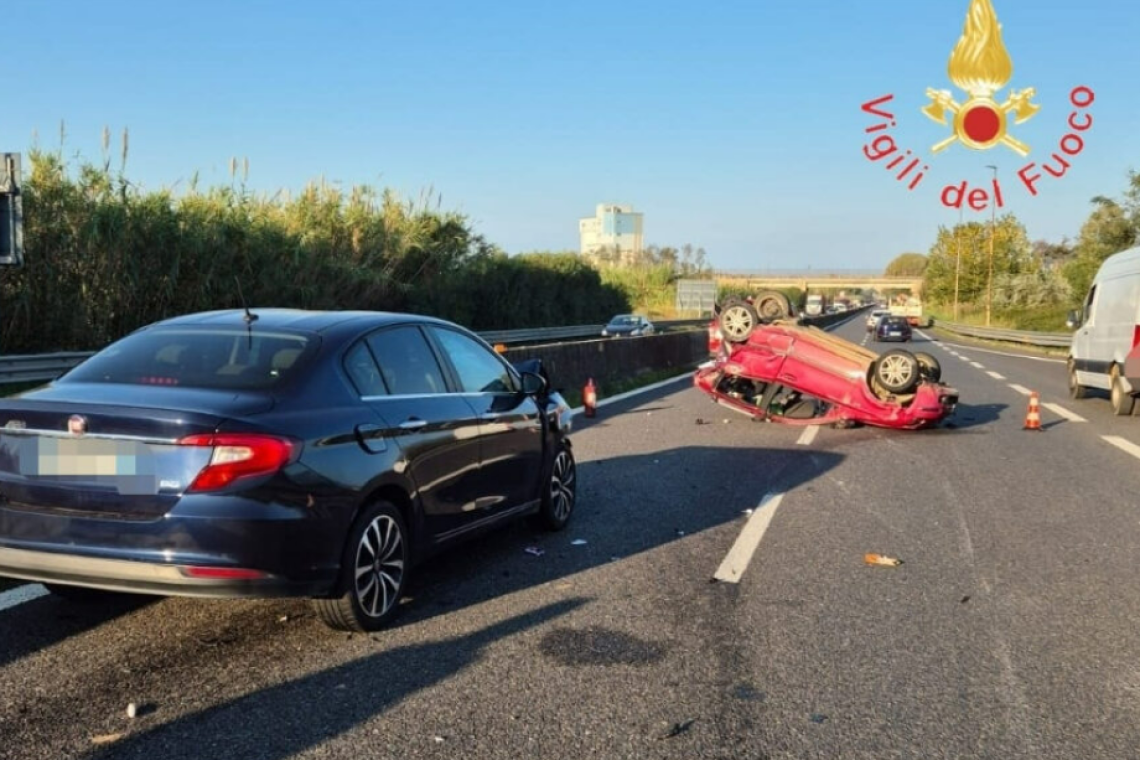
4, 315, 1140, 759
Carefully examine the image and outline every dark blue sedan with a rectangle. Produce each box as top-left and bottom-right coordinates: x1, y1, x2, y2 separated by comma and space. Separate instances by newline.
0, 309, 576, 632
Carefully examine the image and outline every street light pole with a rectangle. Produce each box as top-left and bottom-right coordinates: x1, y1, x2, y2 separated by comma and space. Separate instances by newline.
985, 165, 997, 327
953, 205, 962, 321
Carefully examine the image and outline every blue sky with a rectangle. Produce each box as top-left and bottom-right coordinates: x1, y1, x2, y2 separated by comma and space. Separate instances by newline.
5, 0, 1138, 271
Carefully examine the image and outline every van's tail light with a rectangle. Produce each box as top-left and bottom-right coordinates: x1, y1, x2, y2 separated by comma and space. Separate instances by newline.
179, 433, 296, 492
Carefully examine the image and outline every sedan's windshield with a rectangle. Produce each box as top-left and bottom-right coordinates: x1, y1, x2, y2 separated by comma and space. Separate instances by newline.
608, 316, 638, 326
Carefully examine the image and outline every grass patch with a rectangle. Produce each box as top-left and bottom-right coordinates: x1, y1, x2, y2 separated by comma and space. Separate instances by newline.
929, 303, 1071, 332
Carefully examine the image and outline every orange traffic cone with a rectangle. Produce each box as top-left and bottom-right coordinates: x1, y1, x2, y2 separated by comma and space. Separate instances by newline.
1023, 391, 1043, 431
583, 378, 597, 418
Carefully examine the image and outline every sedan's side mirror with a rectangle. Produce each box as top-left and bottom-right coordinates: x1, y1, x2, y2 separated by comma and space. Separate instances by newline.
520, 371, 547, 396
1066, 309, 1080, 330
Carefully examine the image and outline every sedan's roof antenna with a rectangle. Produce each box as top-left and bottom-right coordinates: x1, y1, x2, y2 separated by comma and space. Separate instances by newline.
235, 277, 258, 325
235, 277, 258, 349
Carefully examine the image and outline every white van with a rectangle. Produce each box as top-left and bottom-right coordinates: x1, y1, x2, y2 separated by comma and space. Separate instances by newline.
1068, 245, 1140, 414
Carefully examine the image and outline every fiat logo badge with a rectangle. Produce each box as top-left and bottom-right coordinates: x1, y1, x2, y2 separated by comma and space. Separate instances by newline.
67, 415, 87, 435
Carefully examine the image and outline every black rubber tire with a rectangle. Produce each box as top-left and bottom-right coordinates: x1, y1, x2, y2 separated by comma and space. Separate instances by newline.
718, 299, 760, 343
312, 500, 409, 633
42, 583, 124, 603
1068, 360, 1089, 400
537, 445, 576, 531
1111, 367, 1135, 416
753, 290, 792, 323
872, 350, 921, 394
914, 352, 942, 382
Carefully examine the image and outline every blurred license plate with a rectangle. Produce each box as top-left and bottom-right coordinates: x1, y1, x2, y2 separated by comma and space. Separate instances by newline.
889, 331, 901, 336
34, 438, 149, 476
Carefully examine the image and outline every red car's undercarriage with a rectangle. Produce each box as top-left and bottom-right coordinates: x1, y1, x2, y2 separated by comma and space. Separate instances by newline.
694, 293, 959, 430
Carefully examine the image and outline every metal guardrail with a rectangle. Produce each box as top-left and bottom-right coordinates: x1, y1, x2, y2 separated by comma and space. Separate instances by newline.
933, 320, 1072, 348
0, 320, 712, 386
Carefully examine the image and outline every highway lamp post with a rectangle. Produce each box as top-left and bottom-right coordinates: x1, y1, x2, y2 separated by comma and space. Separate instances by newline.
985, 165, 997, 327
953, 205, 962, 321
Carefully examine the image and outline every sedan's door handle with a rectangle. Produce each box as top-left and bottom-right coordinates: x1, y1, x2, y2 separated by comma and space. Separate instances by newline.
479, 412, 501, 421
354, 423, 387, 453
399, 418, 428, 430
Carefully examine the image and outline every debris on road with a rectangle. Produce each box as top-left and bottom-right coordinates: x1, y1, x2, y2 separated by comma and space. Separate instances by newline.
810, 713, 829, 724
659, 718, 696, 739
742, 508, 754, 515
960, 595, 971, 604
864, 553, 903, 567
91, 733, 125, 746
524, 547, 545, 557
696, 418, 711, 425
570, 539, 588, 546
126, 702, 137, 719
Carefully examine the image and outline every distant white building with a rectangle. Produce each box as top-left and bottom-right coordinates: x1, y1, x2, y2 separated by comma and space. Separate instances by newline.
579, 203, 644, 263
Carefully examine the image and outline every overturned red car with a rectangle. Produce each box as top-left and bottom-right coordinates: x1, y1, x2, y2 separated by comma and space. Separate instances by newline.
695, 292, 959, 430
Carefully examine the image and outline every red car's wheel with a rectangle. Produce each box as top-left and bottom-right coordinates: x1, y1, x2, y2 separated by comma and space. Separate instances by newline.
914, 352, 942, 382
718, 299, 759, 343
753, 290, 792, 323
872, 350, 920, 394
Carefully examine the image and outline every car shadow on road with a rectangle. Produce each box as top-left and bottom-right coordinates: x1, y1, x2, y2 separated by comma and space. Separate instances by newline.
392, 444, 845, 630
83, 599, 588, 760
934, 402, 1008, 431
0, 591, 155, 669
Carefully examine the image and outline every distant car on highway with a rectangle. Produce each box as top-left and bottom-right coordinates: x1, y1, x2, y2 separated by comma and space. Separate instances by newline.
866, 309, 890, 331
696, 292, 957, 430
601, 314, 655, 338
0, 309, 577, 633
873, 315, 913, 343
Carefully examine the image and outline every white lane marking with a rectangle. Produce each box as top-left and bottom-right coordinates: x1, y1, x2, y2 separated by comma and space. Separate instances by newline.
1042, 403, 1087, 423
0, 583, 49, 612
970, 361, 985, 369
796, 425, 820, 446
986, 371, 1006, 380
714, 492, 785, 583
918, 333, 1066, 364
958, 356, 972, 362
1008, 384, 1032, 395
1103, 436, 1140, 460
570, 370, 692, 414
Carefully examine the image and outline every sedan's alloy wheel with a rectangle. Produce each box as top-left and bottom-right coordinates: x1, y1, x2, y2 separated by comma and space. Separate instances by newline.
549, 450, 576, 523
354, 514, 404, 620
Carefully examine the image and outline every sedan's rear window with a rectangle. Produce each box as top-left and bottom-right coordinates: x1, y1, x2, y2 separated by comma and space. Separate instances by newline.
60, 328, 316, 390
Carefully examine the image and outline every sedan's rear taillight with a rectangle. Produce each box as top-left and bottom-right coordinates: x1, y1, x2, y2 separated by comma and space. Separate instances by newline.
179, 433, 296, 492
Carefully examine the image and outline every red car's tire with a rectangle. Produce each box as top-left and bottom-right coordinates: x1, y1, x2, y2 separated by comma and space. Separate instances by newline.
753, 291, 792, 323
872, 350, 920, 394
914, 352, 942, 382
718, 299, 759, 343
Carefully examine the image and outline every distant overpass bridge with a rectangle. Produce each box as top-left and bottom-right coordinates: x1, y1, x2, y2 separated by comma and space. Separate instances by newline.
715, 272, 923, 295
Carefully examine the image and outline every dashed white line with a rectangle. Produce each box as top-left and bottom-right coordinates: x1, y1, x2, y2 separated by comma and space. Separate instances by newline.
796, 425, 820, 446
713, 492, 785, 583
1103, 436, 1140, 460
958, 356, 972, 362
970, 361, 985, 369
1043, 403, 1087, 423
0, 583, 48, 612
986, 371, 1006, 380
1008, 384, 1032, 395
918, 334, 1066, 364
